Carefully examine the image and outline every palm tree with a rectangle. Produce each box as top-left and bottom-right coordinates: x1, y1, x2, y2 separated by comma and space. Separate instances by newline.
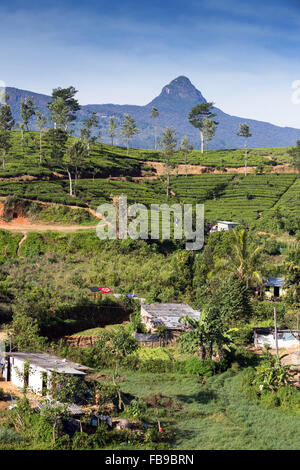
209, 228, 264, 289
180, 312, 237, 360
179, 315, 208, 359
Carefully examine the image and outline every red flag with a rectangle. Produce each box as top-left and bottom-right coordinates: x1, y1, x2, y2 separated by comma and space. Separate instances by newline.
99, 287, 114, 294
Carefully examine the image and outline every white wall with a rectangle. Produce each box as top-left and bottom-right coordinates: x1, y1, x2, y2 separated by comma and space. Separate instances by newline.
254, 333, 299, 349
10, 357, 47, 394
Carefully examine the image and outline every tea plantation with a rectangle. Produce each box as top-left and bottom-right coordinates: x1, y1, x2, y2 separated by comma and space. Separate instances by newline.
0, 131, 298, 224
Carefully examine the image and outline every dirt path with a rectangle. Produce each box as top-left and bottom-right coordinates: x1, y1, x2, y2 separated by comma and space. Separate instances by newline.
0, 220, 98, 233
0, 197, 103, 220
143, 161, 295, 176
0, 198, 106, 233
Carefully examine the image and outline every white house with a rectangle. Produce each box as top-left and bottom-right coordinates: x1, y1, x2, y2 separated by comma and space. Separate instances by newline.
209, 221, 240, 233
217, 221, 240, 231
2, 352, 90, 395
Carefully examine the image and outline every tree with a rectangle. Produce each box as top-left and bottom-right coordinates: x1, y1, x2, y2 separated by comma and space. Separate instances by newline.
81, 112, 99, 154
210, 228, 264, 289
64, 140, 88, 196
287, 140, 300, 172
44, 128, 69, 167
205, 276, 251, 328
20, 97, 36, 131
202, 118, 216, 152
35, 111, 47, 163
48, 97, 70, 130
150, 106, 159, 150
188, 102, 218, 154
0, 103, 15, 169
49, 86, 80, 130
0, 132, 12, 170
108, 116, 117, 146
11, 312, 46, 351
180, 311, 237, 360
179, 315, 208, 359
160, 127, 177, 202
180, 135, 193, 177
18, 123, 25, 153
121, 114, 139, 155
237, 123, 252, 176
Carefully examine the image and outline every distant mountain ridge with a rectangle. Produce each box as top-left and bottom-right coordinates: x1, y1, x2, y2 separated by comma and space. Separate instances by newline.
5, 76, 300, 150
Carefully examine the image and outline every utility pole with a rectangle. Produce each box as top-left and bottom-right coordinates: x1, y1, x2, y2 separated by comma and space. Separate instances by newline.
274, 307, 279, 357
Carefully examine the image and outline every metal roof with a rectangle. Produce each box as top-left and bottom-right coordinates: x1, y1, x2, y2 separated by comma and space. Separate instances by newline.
217, 221, 240, 225
141, 303, 201, 330
265, 277, 285, 287
7, 352, 90, 375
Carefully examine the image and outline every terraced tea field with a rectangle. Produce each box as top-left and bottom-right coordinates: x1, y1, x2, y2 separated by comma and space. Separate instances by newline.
0, 173, 297, 223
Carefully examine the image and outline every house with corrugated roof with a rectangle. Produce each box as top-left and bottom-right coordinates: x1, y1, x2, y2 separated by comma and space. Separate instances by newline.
264, 277, 286, 298
2, 352, 90, 395
140, 303, 201, 336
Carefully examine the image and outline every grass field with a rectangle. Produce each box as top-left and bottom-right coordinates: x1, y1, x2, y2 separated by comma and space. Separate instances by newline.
111, 368, 300, 450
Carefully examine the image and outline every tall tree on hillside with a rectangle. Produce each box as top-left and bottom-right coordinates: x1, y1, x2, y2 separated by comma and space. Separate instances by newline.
180, 136, 193, 177
150, 106, 159, 150
80, 112, 99, 155
20, 97, 36, 131
237, 123, 252, 176
287, 140, 300, 173
18, 122, 25, 153
0, 103, 15, 169
121, 114, 139, 156
48, 97, 70, 130
160, 127, 177, 202
35, 111, 47, 164
202, 118, 216, 152
48, 86, 80, 130
64, 140, 88, 196
109, 116, 117, 146
44, 128, 69, 173
188, 102, 218, 154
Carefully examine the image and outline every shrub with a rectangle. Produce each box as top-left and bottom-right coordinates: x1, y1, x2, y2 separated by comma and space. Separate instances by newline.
260, 392, 280, 408
0, 427, 22, 444
231, 325, 253, 345
127, 399, 147, 418
183, 357, 216, 377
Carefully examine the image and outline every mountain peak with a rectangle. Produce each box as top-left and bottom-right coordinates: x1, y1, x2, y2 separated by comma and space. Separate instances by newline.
148, 76, 206, 109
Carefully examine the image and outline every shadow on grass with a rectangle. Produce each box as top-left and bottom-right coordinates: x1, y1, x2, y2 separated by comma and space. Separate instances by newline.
175, 389, 216, 405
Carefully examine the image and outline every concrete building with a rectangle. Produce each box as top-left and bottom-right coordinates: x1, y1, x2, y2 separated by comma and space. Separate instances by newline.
253, 328, 300, 349
2, 352, 90, 395
209, 221, 240, 233
140, 303, 201, 335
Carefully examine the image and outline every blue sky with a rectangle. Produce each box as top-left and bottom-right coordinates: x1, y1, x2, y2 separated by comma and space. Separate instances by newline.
1, 0, 300, 127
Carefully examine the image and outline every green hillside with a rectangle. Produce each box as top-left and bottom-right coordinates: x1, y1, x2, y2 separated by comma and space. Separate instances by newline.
0, 131, 298, 225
